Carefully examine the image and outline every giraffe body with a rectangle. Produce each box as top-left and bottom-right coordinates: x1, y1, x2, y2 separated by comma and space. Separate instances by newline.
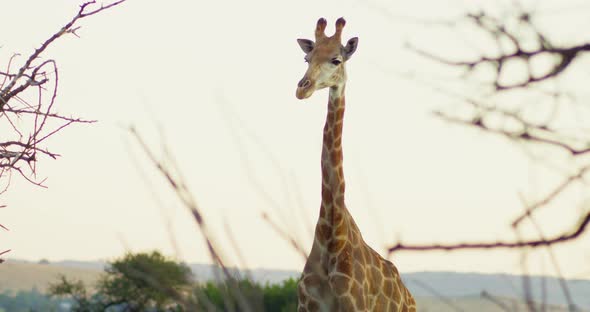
295, 18, 416, 312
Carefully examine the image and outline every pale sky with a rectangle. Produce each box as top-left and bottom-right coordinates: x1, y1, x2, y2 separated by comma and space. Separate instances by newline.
2, 0, 590, 279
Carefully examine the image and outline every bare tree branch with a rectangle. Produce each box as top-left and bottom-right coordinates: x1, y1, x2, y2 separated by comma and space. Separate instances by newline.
410, 10, 590, 91
393, 8, 590, 291
388, 211, 590, 254
518, 196, 578, 310
0, 1, 124, 192
434, 111, 590, 157
512, 166, 590, 228
0, 0, 127, 262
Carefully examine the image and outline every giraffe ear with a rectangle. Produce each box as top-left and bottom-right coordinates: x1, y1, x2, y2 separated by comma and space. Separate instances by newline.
297, 39, 315, 54
342, 37, 358, 60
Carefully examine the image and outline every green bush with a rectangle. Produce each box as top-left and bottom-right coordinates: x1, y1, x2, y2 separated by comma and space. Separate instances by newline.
49, 251, 192, 311
194, 277, 298, 311
48, 251, 299, 311
0, 288, 61, 312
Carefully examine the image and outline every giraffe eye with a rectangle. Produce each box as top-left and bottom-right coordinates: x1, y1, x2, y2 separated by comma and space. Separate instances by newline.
331, 59, 342, 66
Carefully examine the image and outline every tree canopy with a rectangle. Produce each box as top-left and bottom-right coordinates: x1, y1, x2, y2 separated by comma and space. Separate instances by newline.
49, 251, 192, 311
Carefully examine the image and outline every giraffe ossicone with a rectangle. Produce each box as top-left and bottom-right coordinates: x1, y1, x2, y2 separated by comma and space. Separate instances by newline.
295, 17, 416, 312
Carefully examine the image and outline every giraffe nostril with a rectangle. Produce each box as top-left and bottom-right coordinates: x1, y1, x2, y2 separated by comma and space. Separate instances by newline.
299, 79, 311, 88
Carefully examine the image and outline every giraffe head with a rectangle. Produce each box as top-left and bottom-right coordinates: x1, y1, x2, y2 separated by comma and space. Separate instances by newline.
296, 17, 358, 100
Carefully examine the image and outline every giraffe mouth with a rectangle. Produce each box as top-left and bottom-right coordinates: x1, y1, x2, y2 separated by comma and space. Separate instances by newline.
297, 82, 317, 99
296, 87, 314, 100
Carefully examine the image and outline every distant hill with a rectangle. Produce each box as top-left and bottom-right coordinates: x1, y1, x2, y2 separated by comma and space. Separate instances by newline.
5, 259, 590, 310
12, 259, 297, 285
405, 271, 590, 310
187, 263, 299, 285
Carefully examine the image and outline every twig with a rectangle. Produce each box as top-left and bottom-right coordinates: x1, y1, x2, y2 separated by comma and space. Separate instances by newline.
261, 212, 308, 261
435, 111, 590, 156
0, 1, 126, 107
129, 126, 253, 312
388, 210, 590, 254
517, 194, 577, 310
0, 249, 10, 257
512, 166, 590, 227
409, 9, 590, 91
2, 108, 95, 123
0, 0, 126, 191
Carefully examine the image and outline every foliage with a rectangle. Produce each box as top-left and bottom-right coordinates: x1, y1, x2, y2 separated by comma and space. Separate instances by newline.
99, 251, 192, 311
49, 251, 192, 311
48, 275, 102, 312
197, 279, 264, 311
0, 288, 61, 312
48, 250, 299, 311
195, 278, 298, 312
48, 253, 299, 311
262, 278, 298, 312
5, 268, 297, 312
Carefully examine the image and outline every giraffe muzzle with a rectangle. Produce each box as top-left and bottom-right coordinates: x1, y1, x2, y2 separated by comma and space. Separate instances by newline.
298, 78, 311, 88
296, 78, 314, 99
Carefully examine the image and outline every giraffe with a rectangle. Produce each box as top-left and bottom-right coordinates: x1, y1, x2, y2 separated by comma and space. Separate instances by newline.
294, 17, 416, 312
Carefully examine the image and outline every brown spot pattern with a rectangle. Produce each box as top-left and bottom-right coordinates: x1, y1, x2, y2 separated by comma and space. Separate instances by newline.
329, 274, 351, 296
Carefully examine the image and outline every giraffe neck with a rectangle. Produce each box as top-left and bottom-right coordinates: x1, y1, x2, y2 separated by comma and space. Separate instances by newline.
320, 84, 346, 224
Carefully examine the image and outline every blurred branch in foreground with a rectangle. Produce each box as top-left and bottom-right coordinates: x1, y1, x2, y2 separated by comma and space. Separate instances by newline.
129, 126, 254, 312
389, 3, 590, 255
388, 211, 590, 253
409, 10, 590, 91
385, 3, 590, 311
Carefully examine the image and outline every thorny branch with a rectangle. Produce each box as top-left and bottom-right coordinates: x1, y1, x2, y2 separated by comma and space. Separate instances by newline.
0, 1, 127, 187
0, 0, 127, 260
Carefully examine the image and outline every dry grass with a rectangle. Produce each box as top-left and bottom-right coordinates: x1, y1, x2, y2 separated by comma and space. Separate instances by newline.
0, 261, 101, 293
